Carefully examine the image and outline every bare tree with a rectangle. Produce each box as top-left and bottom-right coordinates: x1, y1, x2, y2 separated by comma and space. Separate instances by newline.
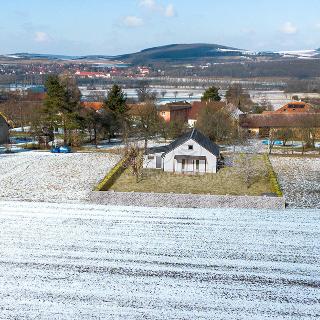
136, 81, 157, 102
123, 145, 144, 183
134, 101, 161, 152
160, 90, 167, 99
173, 91, 178, 101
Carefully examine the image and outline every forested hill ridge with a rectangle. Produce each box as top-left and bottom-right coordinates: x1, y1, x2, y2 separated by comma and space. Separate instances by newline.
2, 43, 320, 64
2, 44, 320, 78
115, 43, 260, 63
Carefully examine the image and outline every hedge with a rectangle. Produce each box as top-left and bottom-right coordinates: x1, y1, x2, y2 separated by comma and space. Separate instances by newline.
94, 158, 127, 191
264, 154, 283, 197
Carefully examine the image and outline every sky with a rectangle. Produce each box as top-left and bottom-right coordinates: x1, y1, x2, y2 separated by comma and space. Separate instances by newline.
1, 0, 320, 55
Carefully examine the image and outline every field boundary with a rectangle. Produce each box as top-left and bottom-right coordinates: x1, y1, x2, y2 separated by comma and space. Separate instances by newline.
264, 154, 283, 197
94, 158, 126, 191
88, 191, 286, 210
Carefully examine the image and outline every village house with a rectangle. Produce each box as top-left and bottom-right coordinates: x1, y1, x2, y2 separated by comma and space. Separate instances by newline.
263, 101, 313, 114
188, 101, 229, 127
0, 112, 10, 145
240, 101, 320, 136
159, 101, 192, 124
144, 128, 220, 174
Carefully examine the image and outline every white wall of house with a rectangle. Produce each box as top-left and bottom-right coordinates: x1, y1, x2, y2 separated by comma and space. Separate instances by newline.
163, 139, 217, 173
188, 119, 197, 127
144, 152, 164, 170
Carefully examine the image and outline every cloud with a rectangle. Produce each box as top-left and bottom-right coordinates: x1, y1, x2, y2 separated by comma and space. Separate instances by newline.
280, 22, 298, 35
122, 16, 144, 28
34, 31, 51, 43
165, 4, 176, 17
139, 0, 176, 18
139, 0, 158, 10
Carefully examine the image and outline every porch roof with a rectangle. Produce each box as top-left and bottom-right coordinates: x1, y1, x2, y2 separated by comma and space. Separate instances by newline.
174, 155, 207, 161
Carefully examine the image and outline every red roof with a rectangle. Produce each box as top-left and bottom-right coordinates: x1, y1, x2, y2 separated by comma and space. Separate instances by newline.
82, 102, 104, 110
263, 101, 314, 114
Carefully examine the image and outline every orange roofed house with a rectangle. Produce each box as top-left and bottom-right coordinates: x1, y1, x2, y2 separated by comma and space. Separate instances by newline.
240, 101, 320, 136
159, 101, 192, 123
263, 101, 313, 114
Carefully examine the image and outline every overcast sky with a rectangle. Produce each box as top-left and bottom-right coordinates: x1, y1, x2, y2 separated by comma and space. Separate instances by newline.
1, 0, 320, 55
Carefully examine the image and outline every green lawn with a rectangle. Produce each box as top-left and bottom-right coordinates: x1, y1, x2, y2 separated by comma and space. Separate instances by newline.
110, 155, 273, 196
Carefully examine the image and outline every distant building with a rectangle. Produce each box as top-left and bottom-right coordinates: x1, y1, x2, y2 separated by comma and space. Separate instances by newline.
0, 112, 10, 145
138, 67, 150, 77
240, 112, 320, 136
75, 71, 111, 79
240, 101, 320, 136
263, 101, 313, 114
144, 128, 220, 174
159, 101, 192, 123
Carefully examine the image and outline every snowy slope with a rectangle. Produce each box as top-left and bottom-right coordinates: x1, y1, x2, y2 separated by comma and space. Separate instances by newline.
277, 49, 320, 59
0, 201, 319, 319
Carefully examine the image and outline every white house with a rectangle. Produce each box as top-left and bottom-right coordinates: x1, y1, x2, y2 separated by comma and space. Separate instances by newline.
144, 129, 220, 174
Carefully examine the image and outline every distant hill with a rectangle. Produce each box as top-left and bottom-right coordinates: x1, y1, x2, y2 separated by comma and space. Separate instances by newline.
1, 53, 113, 61
2, 43, 320, 78
3, 43, 320, 64
115, 43, 265, 64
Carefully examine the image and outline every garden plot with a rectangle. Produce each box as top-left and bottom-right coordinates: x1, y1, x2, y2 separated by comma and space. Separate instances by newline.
0, 151, 119, 202
0, 201, 319, 319
270, 156, 320, 208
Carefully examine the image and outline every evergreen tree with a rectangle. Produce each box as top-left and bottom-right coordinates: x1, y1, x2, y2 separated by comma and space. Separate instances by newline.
43, 75, 82, 146
103, 84, 130, 142
201, 86, 221, 102
104, 84, 128, 115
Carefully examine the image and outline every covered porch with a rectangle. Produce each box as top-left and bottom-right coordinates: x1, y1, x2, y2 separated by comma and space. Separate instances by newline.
174, 155, 207, 174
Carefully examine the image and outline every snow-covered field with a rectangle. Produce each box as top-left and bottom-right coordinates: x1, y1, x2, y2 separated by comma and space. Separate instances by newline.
0, 201, 319, 319
271, 156, 320, 208
0, 151, 119, 202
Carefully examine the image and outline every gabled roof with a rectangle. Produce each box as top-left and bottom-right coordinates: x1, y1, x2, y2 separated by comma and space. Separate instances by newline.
146, 145, 169, 154
263, 101, 314, 114
162, 128, 220, 157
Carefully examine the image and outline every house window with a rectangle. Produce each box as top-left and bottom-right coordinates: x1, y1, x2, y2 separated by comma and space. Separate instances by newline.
148, 155, 155, 160
188, 145, 193, 150
182, 159, 186, 170
162, 112, 166, 116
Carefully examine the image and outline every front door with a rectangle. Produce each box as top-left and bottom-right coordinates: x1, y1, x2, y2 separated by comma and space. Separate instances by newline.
194, 160, 200, 173
156, 156, 162, 169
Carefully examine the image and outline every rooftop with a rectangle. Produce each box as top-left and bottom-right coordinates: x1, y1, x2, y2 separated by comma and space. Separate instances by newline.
147, 128, 220, 157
